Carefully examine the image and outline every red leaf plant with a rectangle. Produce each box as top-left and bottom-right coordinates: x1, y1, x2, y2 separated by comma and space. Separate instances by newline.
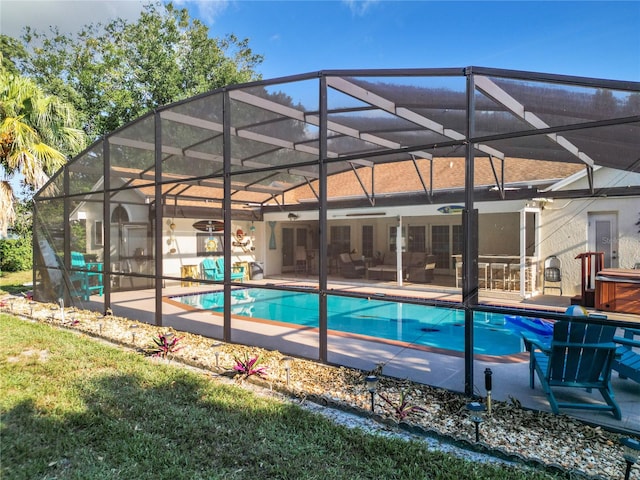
378, 390, 427, 421
233, 353, 268, 378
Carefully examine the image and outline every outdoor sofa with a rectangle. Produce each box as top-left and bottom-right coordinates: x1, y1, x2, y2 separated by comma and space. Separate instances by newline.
367, 252, 436, 283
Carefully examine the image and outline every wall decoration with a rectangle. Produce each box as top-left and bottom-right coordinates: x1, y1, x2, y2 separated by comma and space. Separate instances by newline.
268, 221, 277, 250
197, 232, 224, 256
437, 205, 464, 214
193, 219, 224, 232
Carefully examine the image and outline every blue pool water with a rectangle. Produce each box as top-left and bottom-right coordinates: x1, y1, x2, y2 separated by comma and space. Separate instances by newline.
172, 288, 551, 356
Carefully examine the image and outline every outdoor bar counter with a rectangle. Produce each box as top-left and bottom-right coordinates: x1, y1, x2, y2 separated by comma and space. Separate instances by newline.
595, 268, 640, 315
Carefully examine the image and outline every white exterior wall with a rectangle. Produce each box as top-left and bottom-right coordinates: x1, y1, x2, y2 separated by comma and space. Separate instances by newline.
539, 196, 640, 297
537, 167, 640, 297
162, 218, 262, 279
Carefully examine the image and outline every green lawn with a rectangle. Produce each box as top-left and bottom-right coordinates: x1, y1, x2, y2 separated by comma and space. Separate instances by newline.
0, 270, 32, 296
0, 315, 558, 480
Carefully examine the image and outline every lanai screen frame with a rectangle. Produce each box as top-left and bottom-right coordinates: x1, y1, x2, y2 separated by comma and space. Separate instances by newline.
33, 66, 640, 395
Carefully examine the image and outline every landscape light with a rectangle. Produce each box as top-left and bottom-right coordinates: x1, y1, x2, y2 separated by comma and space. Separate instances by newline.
466, 402, 487, 442
621, 437, 640, 480
211, 342, 222, 368
282, 357, 293, 386
484, 368, 493, 414
365, 375, 378, 413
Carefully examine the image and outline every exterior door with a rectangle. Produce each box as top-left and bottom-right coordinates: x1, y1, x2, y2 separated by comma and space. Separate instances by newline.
588, 213, 618, 268
282, 227, 294, 271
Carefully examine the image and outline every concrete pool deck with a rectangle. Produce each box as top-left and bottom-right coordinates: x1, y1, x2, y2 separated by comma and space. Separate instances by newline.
83, 277, 639, 433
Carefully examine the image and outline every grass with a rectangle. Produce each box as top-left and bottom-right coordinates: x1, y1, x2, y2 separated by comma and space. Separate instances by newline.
0, 314, 559, 480
0, 270, 32, 296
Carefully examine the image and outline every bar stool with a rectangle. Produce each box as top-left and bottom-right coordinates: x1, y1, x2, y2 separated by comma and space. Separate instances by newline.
490, 262, 508, 290
455, 260, 463, 288
507, 263, 521, 291
456, 261, 489, 289
478, 262, 489, 289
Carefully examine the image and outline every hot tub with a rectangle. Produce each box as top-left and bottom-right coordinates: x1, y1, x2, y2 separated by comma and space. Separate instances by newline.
595, 268, 640, 315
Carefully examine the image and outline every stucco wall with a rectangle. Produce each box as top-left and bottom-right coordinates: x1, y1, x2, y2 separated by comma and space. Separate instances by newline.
538, 196, 640, 297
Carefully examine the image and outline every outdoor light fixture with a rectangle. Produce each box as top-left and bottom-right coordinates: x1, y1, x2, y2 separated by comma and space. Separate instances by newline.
282, 357, 293, 386
58, 297, 65, 322
211, 342, 222, 368
621, 437, 640, 480
466, 402, 487, 443
484, 368, 493, 414
129, 324, 138, 343
365, 375, 378, 413
29, 301, 36, 317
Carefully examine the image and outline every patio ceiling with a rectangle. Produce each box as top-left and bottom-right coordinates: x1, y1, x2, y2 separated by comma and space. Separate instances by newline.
44, 67, 640, 215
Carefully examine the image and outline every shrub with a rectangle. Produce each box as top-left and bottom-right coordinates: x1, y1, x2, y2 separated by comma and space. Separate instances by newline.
233, 354, 267, 378
145, 332, 183, 359
0, 238, 32, 272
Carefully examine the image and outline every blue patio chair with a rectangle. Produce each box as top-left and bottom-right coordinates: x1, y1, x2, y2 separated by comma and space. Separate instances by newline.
200, 258, 220, 281
69, 252, 103, 301
216, 257, 245, 282
201, 257, 245, 282
522, 321, 621, 420
613, 328, 640, 383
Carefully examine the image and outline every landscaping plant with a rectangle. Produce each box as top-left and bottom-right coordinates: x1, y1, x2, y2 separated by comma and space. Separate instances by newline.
233, 353, 267, 378
145, 332, 183, 359
379, 389, 427, 421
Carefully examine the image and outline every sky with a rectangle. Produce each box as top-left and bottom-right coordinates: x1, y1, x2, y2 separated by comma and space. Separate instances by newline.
1, 0, 639, 82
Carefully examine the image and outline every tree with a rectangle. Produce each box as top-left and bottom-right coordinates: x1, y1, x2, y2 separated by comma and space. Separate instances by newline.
22, 2, 263, 139
0, 57, 86, 237
0, 35, 27, 75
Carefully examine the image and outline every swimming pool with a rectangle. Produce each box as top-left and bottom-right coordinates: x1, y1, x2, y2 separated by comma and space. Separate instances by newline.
172, 288, 551, 356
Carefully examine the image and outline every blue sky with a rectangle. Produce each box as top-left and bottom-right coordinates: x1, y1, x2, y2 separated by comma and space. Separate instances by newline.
201, 1, 640, 81
2, 0, 639, 81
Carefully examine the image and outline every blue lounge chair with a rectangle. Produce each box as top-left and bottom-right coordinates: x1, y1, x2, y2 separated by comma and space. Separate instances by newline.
217, 257, 245, 282
523, 321, 621, 420
69, 252, 103, 301
200, 258, 219, 281
613, 328, 640, 383
200, 257, 245, 282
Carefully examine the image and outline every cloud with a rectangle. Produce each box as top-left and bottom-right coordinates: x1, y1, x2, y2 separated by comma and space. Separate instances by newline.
172, 0, 230, 25
0, 0, 147, 39
342, 0, 379, 16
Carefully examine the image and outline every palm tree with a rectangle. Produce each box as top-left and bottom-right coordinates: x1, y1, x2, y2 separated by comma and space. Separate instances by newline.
0, 56, 86, 237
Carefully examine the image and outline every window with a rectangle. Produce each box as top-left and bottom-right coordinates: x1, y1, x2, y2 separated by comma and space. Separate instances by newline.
329, 226, 350, 256
94, 220, 104, 246
389, 226, 406, 252
362, 225, 373, 258
111, 205, 129, 223
452, 225, 463, 268
408, 226, 426, 252
431, 225, 449, 269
